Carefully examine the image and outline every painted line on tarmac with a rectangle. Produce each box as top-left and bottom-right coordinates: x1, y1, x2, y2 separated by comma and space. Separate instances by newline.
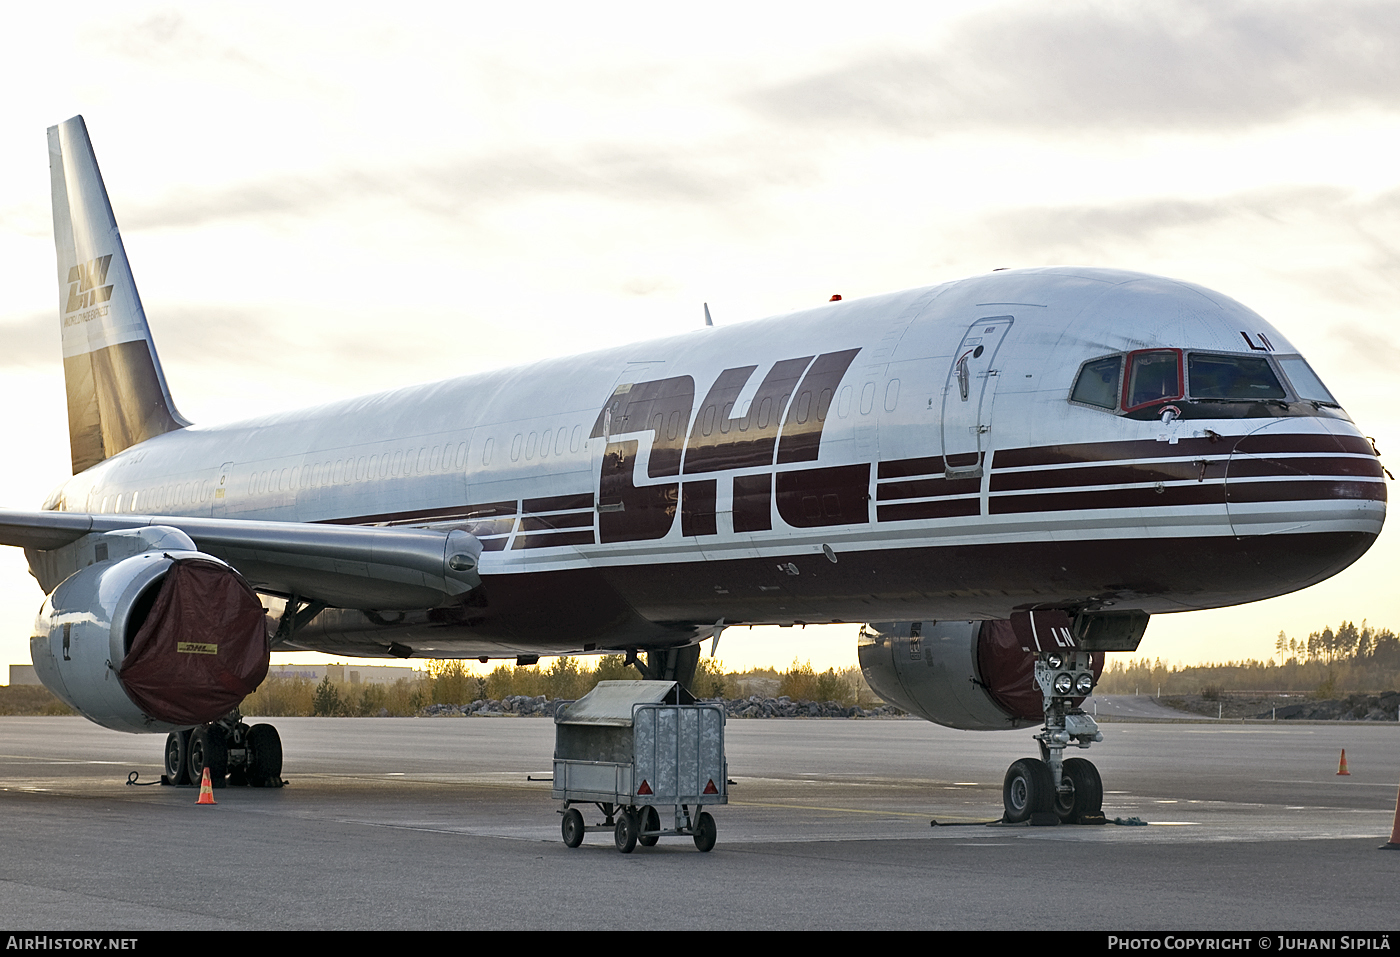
728, 799, 956, 819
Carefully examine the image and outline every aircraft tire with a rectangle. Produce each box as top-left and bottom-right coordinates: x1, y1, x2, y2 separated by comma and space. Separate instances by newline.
638, 806, 660, 847
1003, 757, 1054, 823
246, 724, 283, 787
562, 808, 585, 848
1055, 757, 1103, 823
693, 811, 717, 852
614, 808, 638, 854
189, 725, 229, 789
164, 730, 190, 785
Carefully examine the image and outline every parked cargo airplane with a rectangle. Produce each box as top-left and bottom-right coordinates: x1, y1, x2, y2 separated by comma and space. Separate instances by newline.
0, 116, 1386, 823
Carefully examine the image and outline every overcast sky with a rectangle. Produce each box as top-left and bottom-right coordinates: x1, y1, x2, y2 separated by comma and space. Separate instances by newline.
2, 0, 1398, 677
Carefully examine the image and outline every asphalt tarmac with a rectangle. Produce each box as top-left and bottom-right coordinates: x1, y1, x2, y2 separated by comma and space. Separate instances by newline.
1, 714, 1397, 931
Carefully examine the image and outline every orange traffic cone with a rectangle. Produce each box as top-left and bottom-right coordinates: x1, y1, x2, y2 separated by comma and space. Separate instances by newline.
196, 767, 217, 805
1337, 750, 1351, 776
1381, 778, 1400, 850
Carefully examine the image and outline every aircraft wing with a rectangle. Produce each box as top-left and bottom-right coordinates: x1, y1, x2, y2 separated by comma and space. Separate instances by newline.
0, 508, 483, 610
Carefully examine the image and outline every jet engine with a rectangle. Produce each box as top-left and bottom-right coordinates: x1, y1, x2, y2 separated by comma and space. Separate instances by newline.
28, 526, 270, 733
857, 620, 1103, 730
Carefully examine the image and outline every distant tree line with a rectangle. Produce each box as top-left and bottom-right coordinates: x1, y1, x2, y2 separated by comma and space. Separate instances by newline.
1097, 621, 1400, 697
241, 655, 882, 717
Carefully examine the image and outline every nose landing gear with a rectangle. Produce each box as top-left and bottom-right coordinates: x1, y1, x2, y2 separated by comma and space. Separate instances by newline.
1001, 650, 1106, 825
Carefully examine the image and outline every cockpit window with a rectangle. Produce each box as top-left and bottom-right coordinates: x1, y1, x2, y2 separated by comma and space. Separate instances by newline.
1123, 349, 1182, 411
1276, 355, 1339, 405
1187, 354, 1285, 400
1070, 355, 1122, 410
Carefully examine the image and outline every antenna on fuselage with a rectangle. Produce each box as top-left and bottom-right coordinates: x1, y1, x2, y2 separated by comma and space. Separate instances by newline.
703, 302, 713, 327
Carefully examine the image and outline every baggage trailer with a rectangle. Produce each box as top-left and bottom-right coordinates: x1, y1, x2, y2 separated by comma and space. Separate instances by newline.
552, 680, 727, 853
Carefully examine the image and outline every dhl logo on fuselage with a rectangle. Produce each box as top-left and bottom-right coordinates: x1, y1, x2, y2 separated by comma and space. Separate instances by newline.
64, 255, 114, 314
590, 349, 867, 543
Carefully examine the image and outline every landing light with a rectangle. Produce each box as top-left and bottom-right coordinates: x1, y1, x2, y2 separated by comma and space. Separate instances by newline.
1053, 673, 1074, 696
1076, 674, 1094, 695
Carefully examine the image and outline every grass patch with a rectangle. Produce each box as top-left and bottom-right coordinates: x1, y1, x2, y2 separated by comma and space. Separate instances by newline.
0, 685, 74, 716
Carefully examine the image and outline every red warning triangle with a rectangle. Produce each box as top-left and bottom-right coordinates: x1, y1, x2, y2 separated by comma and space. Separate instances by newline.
637, 779, 653, 795
703, 778, 718, 794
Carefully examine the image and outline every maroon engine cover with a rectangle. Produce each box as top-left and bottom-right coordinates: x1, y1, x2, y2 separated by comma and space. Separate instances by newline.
119, 559, 270, 726
976, 620, 1104, 720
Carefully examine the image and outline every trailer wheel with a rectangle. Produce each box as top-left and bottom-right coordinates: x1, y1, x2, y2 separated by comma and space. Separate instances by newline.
693, 811, 716, 852
614, 809, 638, 853
638, 806, 660, 847
562, 808, 585, 848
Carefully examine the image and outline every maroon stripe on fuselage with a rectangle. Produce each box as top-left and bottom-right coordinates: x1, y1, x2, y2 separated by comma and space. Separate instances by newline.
1236, 433, 1375, 455
1224, 479, 1386, 504
321, 500, 517, 526
992, 438, 1225, 469
987, 455, 1382, 493
990, 460, 1223, 492
989, 478, 1383, 514
877, 456, 945, 480
990, 433, 1375, 470
510, 530, 596, 549
877, 499, 981, 522
878, 475, 981, 500
1228, 456, 1385, 479
523, 492, 594, 513
990, 484, 1226, 514
519, 512, 595, 532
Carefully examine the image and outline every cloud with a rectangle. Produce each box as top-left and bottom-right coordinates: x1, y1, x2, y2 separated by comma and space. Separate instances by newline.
933, 184, 1400, 324
122, 141, 811, 231
953, 186, 1345, 261
1334, 324, 1400, 372
954, 183, 1400, 258
746, 0, 1400, 136
104, 10, 314, 87
0, 303, 425, 376
0, 313, 59, 369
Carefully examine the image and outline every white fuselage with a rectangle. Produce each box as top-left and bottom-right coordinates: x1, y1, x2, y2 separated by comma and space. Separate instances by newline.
40, 267, 1386, 658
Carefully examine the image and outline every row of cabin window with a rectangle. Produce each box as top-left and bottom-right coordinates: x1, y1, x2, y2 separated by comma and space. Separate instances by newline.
91, 375, 920, 513
98, 440, 476, 512
857, 381, 900, 416
96, 480, 213, 515
247, 441, 472, 496
100, 380, 912, 511
308, 381, 907, 476
482, 423, 587, 466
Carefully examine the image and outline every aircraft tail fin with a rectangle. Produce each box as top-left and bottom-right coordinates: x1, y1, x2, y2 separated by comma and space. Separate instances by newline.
48, 115, 188, 475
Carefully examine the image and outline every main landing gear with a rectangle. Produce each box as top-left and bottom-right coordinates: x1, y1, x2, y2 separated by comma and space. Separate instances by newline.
1001, 651, 1106, 826
163, 711, 284, 789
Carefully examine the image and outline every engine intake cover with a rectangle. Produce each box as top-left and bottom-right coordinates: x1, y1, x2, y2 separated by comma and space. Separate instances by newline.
31, 549, 269, 732
118, 558, 269, 726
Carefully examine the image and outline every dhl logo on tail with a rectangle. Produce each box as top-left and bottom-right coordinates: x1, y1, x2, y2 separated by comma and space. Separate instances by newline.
64, 255, 114, 314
